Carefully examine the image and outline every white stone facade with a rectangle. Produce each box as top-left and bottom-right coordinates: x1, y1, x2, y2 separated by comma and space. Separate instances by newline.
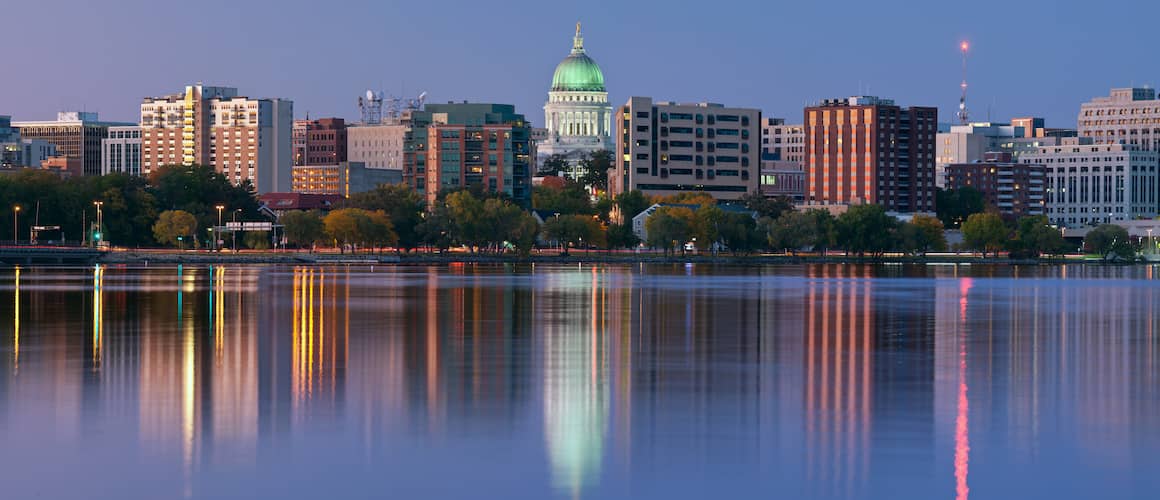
1023, 139, 1159, 228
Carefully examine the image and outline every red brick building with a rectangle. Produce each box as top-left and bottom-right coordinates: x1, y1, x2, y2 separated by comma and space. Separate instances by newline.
804, 96, 937, 212
297, 118, 347, 166
945, 152, 1045, 219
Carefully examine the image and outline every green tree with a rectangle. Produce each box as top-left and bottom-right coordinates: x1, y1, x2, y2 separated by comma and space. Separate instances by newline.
604, 223, 640, 251
764, 210, 818, 255
343, 183, 424, 252
961, 212, 1008, 257
594, 196, 614, 224
578, 150, 613, 192
280, 210, 325, 250
510, 212, 541, 258
153, 210, 198, 249
538, 154, 569, 177
444, 190, 486, 251
323, 209, 362, 252
717, 212, 761, 255
836, 204, 899, 257
532, 182, 593, 216
644, 206, 696, 256
936, 187, 986, 229
1085, 224, 1135, 262
149, 164, 260, 234
1009, 215, 1069, 259
544, 214, 602, 256
693, 205, 726, 251
480, 198, 533, 253
417, 205, 454, 253
614, 190, 650, 223
740, 192, 794, 220
897, 214, 947, 256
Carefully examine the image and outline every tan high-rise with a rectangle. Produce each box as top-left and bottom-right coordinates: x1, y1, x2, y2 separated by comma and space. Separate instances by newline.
140, 84, 292, 194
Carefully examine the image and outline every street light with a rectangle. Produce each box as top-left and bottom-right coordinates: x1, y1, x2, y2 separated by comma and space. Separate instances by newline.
215, 205, 225, 251
12, 206, 20, 244
92, 201, 104, 247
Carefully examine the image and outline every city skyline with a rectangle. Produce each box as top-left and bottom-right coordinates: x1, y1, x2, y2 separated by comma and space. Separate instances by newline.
3, 0, 1156, 127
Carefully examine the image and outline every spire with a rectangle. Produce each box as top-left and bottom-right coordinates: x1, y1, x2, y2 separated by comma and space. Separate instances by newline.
572, 21, 584, 54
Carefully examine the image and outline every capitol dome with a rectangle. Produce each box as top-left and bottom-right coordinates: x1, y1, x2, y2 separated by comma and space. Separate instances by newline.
550, 24, 606, 92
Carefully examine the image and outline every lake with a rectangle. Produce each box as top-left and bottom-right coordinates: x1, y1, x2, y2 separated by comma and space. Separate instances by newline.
0, 263, 1157, 499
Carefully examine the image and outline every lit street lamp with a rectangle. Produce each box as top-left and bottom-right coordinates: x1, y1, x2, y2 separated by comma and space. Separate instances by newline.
215, 205, 225, 251
92, 201, 104, 246
12, 205, 20, 244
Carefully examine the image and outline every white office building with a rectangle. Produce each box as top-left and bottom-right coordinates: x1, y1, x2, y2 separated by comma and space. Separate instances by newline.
101, 126, 141, 175
1023, 138, 1159, 228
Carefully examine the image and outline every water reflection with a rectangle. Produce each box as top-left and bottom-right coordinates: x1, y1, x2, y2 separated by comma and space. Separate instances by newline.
0, 264, 1156, 499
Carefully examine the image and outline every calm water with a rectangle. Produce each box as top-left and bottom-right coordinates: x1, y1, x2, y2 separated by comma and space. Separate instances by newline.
0, 263, 1158, 499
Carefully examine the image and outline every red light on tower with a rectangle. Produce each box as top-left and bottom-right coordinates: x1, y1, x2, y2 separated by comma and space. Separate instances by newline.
961, 41, 969, 52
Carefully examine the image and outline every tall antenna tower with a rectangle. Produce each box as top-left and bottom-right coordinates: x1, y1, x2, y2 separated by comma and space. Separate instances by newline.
358, 90, 384, 124
958, 41, 970, 125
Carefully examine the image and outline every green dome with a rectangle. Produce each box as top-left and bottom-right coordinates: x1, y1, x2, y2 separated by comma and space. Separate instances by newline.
551, 25, 606, 92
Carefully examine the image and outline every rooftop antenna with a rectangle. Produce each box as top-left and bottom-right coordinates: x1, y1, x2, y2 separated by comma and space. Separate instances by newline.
958, 40, 970, 125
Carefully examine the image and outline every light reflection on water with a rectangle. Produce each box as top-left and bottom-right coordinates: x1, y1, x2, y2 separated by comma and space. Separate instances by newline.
0, 263, 1157, 499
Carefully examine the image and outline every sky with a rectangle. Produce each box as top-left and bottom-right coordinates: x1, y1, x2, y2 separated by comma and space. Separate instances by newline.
2, 0, 1156, 128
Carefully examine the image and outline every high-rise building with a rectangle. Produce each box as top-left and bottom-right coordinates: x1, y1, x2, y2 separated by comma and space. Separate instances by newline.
139, 84, 293, 194
609, 97, 760, 201
537, 22, 613, 179
944, 152, 1045, 220
1023, 138, 1159, 228
101, 126, 141, 175
760, 118, 804, 165
394, 103, 532, 206
1078, 87, 1160, 151
804, 96, 937, 212
13, 112, 133, 176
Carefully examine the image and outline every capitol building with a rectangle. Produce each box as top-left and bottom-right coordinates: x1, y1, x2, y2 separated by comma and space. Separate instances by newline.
538, 23, 613, 175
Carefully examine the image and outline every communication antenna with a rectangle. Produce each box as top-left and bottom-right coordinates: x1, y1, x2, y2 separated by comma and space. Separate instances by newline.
958, 40, 970, 125
358, 89, 383, 124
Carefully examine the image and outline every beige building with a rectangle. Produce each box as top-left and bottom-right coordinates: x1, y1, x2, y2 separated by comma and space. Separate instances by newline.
347, 122, 407, 170
760, 118, 804, 165
139, 84, 293, 193
610, 97, 760, 201
1079, 87, 1160, 151
1023, 138, 1158, 228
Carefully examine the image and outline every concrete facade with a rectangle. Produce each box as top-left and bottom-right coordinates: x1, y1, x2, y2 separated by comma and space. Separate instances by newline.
347, 122, 407, 170
804, 96, 937, 212
13, 112, 133, 176
761, 118, 804, 164
1023, 138, 1159, 228
610, 97, 760, 201
1078, 87, 1160, 151
101, 126, 141, 175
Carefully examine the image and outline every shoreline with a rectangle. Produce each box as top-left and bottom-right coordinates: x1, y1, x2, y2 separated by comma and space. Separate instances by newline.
90, 250, 1124, 266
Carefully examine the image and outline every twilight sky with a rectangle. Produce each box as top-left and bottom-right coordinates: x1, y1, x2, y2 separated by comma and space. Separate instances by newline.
2, 0, 1155, 127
